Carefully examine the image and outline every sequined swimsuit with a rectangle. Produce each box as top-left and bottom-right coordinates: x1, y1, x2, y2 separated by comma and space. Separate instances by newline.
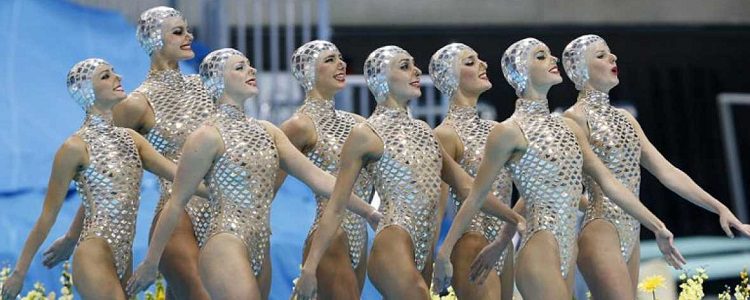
442, 104, 513, 274
203, 104, 278, 276
296, 98, 374, 268
75, 114, 143, 278
578, 90, 642, 261
507, 98, 583, 278
365, 105, 443, 271
134, 69, 215, 244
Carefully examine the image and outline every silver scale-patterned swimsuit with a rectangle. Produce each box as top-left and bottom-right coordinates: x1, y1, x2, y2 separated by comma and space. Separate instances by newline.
508, 98, 583, 278
133, 69, 215, 244
441, 104, 513, 274
75, 114, 143, 278
578, 89, 641, 261
365, 104, 443, 271
203, 104, 278, 276
296, 98, 374, 268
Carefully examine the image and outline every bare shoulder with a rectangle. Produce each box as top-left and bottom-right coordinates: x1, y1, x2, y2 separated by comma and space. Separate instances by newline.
57, 135, 88, 166
563, 104, 587, 127
433, 123, 459, 143
348, 122, 384, 159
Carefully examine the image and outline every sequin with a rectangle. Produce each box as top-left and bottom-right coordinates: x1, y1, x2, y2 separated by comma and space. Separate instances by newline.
365, 104, 442, 271
364, 46, 410, 103
562, 35, 605, 91
66, 58, 108, 112
75, 114, 143, 279
203, 104, 278, 276
442, 104, 513, 274
429, 43, 471, 98
507, 98, 583, 278
291, 41, 339, 93
501, 38, 543, 98
199, 48, 245, 100
134, 69, 215, 245
578, 90, 641, 261
296, 98, 374, 268
136, 7, 184, 56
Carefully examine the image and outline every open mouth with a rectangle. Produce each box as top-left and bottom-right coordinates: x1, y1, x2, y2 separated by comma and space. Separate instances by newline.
611, 66, 618, 75
334, 73, 345, 81
114, 84, 124, 92
246, 78, 256, 86
180, 44, 192, 50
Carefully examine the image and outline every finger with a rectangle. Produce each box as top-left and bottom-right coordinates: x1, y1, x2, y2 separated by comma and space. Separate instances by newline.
673, 248, 687, 265
738, 225, 750, 238
478, 264, 492, 284
43, 247, 54, 256
721, 219, 734, 238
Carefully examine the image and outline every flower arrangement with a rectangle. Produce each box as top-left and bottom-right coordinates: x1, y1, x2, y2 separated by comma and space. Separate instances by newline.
718, 269, 750, 300
678, 267, 709, 300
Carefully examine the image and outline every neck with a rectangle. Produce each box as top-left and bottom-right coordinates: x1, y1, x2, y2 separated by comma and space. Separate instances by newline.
89, 103, 113, 117
380, 95, 409, 111
217, 93, 246, 109
583, 82, 611, 94
307, 88, 336, 101
451, 90, 479, 107
522, 84, 550, 102
150, 54, 180, 72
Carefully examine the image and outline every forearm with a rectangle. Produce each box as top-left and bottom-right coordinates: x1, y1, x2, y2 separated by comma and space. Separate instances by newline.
64, 205, 85, 240
600, 179, 665, 232
144, 199, 184, 264
439, 192, 487, 257
14, 217, 56, 275
344, 193, 375, 219
660, 167, 726, 214
303, 193, 349, 271
479, 195, 520, 224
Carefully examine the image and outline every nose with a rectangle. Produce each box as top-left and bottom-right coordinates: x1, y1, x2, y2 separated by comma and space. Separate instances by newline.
186, 31, 194, 42
611, 54, 617, 63
338, 59, 347, 70
249, 67, 257, 76
551, 56, 559, 64
414, 66, 422, 77
115, 73, 123, 82
479, 59, 487, 70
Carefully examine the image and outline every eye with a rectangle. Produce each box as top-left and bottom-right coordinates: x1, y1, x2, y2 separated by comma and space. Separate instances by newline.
325, 57, 334, 63
235, 64, 244, 71
173, 28, 183, 35
535, 53, 545, 60
465, 60, 475, 66
400, 63, 409, 70
597, 53, 605, 59
101, 74, 110, 80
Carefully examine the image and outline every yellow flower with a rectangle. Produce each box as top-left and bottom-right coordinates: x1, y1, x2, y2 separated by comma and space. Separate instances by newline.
638, 275, 666, 293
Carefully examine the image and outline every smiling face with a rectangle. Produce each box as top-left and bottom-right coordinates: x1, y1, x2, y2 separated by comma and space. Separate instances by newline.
387, 53, 422, 101
527, 44, 562, 89
457, 49, 492, 96
314, 49, 347, 95
92, 64, 126, 107
222, 54, 258, 100
584, 40, 619, 92
156, 16, 194, 61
